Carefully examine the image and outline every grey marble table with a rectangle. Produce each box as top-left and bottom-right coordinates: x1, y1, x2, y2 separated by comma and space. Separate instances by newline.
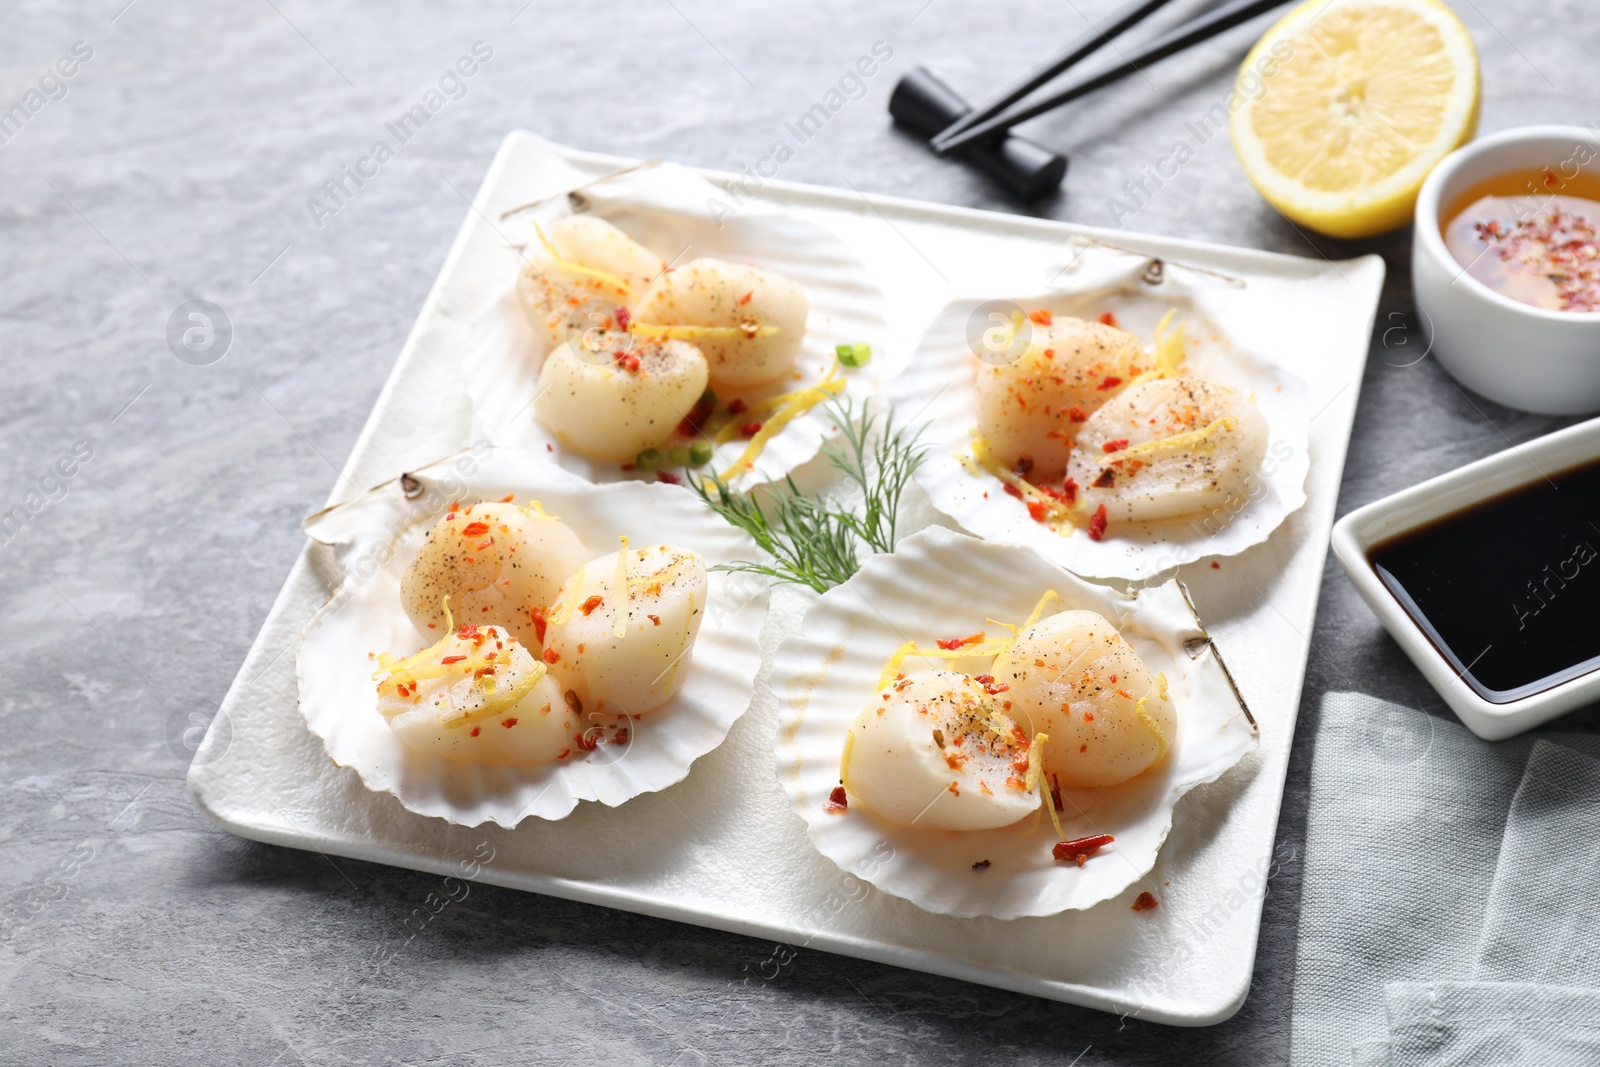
4, 1, 1598, 1063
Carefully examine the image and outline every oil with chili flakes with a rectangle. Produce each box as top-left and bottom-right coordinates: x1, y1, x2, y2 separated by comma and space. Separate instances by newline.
1366, 455, 1600, 702
1441, 166, 1600, 312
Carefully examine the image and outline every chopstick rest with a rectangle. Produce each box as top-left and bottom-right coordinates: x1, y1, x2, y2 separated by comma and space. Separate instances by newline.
888, 66, 1067, 202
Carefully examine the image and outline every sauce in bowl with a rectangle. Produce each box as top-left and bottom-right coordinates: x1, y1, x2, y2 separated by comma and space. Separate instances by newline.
1368, 456, 1600, 703
1441, 167, 1600, 312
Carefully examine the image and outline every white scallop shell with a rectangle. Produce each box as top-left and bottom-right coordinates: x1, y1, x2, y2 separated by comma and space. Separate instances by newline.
887, 251, 1311, 581
464, 161, 888, 487
769, 525, 1258, 920
296, 448, 769, 827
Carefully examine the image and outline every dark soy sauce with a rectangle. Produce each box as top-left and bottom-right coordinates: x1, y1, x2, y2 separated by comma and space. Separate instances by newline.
1368, 457, 1600, 703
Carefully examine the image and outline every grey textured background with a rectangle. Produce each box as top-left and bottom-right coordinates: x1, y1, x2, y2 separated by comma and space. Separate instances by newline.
3, 0, 1598, 1063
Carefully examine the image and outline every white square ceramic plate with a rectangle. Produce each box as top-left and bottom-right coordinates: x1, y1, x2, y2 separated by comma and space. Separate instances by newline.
187, 132, 1384, 1025
1332, 415, 1600, 740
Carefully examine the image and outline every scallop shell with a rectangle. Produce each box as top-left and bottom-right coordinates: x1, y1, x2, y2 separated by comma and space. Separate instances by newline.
296, 448, 769, 827
770, 525, 1258, 919
886, 249, 1310, 581
464, 161, 888, 487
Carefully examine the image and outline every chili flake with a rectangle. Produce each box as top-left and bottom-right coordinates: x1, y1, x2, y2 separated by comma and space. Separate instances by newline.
1053, 834, 1114, 865
825, 786, 848, 813
1132, 891, 1159, 912
1088, 504, 1109, 541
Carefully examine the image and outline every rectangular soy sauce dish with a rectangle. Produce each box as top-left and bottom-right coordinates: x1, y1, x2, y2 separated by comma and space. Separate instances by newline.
1332, 416, 1600, 739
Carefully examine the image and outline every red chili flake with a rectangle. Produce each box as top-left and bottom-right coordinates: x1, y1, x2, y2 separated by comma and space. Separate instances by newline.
612, 728, 630, 746
677, 400, 715, 437
971, 860, 991, 870
576, 730, 600, 752
1098, 311, 1118, 327
542, 647, 561, 664
556, 748, 571, 760
1088, 504, 1109, 542
1061, 477, 1079, 504
737, 290, 753, 305
656, 470, 681, 485
501, 718, 518, 729
474, 666, 495, 679
470, 726, 481, 737
457, 625, 480, 640
1053, 834, 1114, 865
579, 595, 604, 616
1210, 561, 1220, 570
499, 493, 515, 503
727, 398, 748, 415
647, 613, 661, 626
1028, 308, 1053, 325
614, 351, 641, 373
620, 463, 635, 472
614, 306, 631, 331
1026, 500, 1049, 523
440, 655, 467, 665
1097, 376, 1123, 391
740, 421, 763, 438
1103, 438, 1129, 454
1068, 405, 1089, 423
1049, 773, 1063, 813
530, 608, 548, 644
460, 521, 490, 537
1092, 468, 1116, 489
936, 632, 985, 651
824, 786, 848, 813
1132, 891, 1159, 912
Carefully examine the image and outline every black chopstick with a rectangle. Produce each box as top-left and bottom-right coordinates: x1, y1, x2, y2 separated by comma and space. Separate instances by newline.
932, 0, 1187, 149
934, 0, 1293, 154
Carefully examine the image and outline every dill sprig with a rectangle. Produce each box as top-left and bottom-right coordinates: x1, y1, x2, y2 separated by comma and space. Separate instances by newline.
689, 398, 927, 593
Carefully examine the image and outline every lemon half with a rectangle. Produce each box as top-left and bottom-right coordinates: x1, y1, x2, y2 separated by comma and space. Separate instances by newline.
1230, 0, 1480, 239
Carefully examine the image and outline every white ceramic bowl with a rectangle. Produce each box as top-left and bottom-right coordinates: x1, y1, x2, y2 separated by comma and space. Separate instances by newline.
1332, 415, 1600, 740
1413, 125, 1600, 414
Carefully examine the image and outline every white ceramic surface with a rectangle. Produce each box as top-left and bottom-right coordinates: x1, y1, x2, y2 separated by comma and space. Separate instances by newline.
1413, 125, 1600, 414
1332, 416, 1600, 740
188, 132, 1385, 1025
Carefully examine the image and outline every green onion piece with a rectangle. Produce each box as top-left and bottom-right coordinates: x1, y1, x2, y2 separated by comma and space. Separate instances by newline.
689, 439, 714, 467
635, 448, 662, 472
835, 343, 872, 367
667, 445, 692, 467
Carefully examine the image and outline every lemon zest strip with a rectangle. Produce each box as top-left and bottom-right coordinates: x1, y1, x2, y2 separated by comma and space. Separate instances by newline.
523, 500, 561, 523
1097, 415, 1238, 466
1153, 308, 1187, 376
531, 221, 632, 297
718, 357, 846, 481
546, 565, 587, 626
612, 536, 630, 640
441, 660, 547, 729
631, 322, 780, 342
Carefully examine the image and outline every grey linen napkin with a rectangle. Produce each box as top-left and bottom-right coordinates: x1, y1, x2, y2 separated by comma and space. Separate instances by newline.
1475, 741, 1600, 985
1290, 693, 1600, 1065
1381, 981, 1600, 1066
